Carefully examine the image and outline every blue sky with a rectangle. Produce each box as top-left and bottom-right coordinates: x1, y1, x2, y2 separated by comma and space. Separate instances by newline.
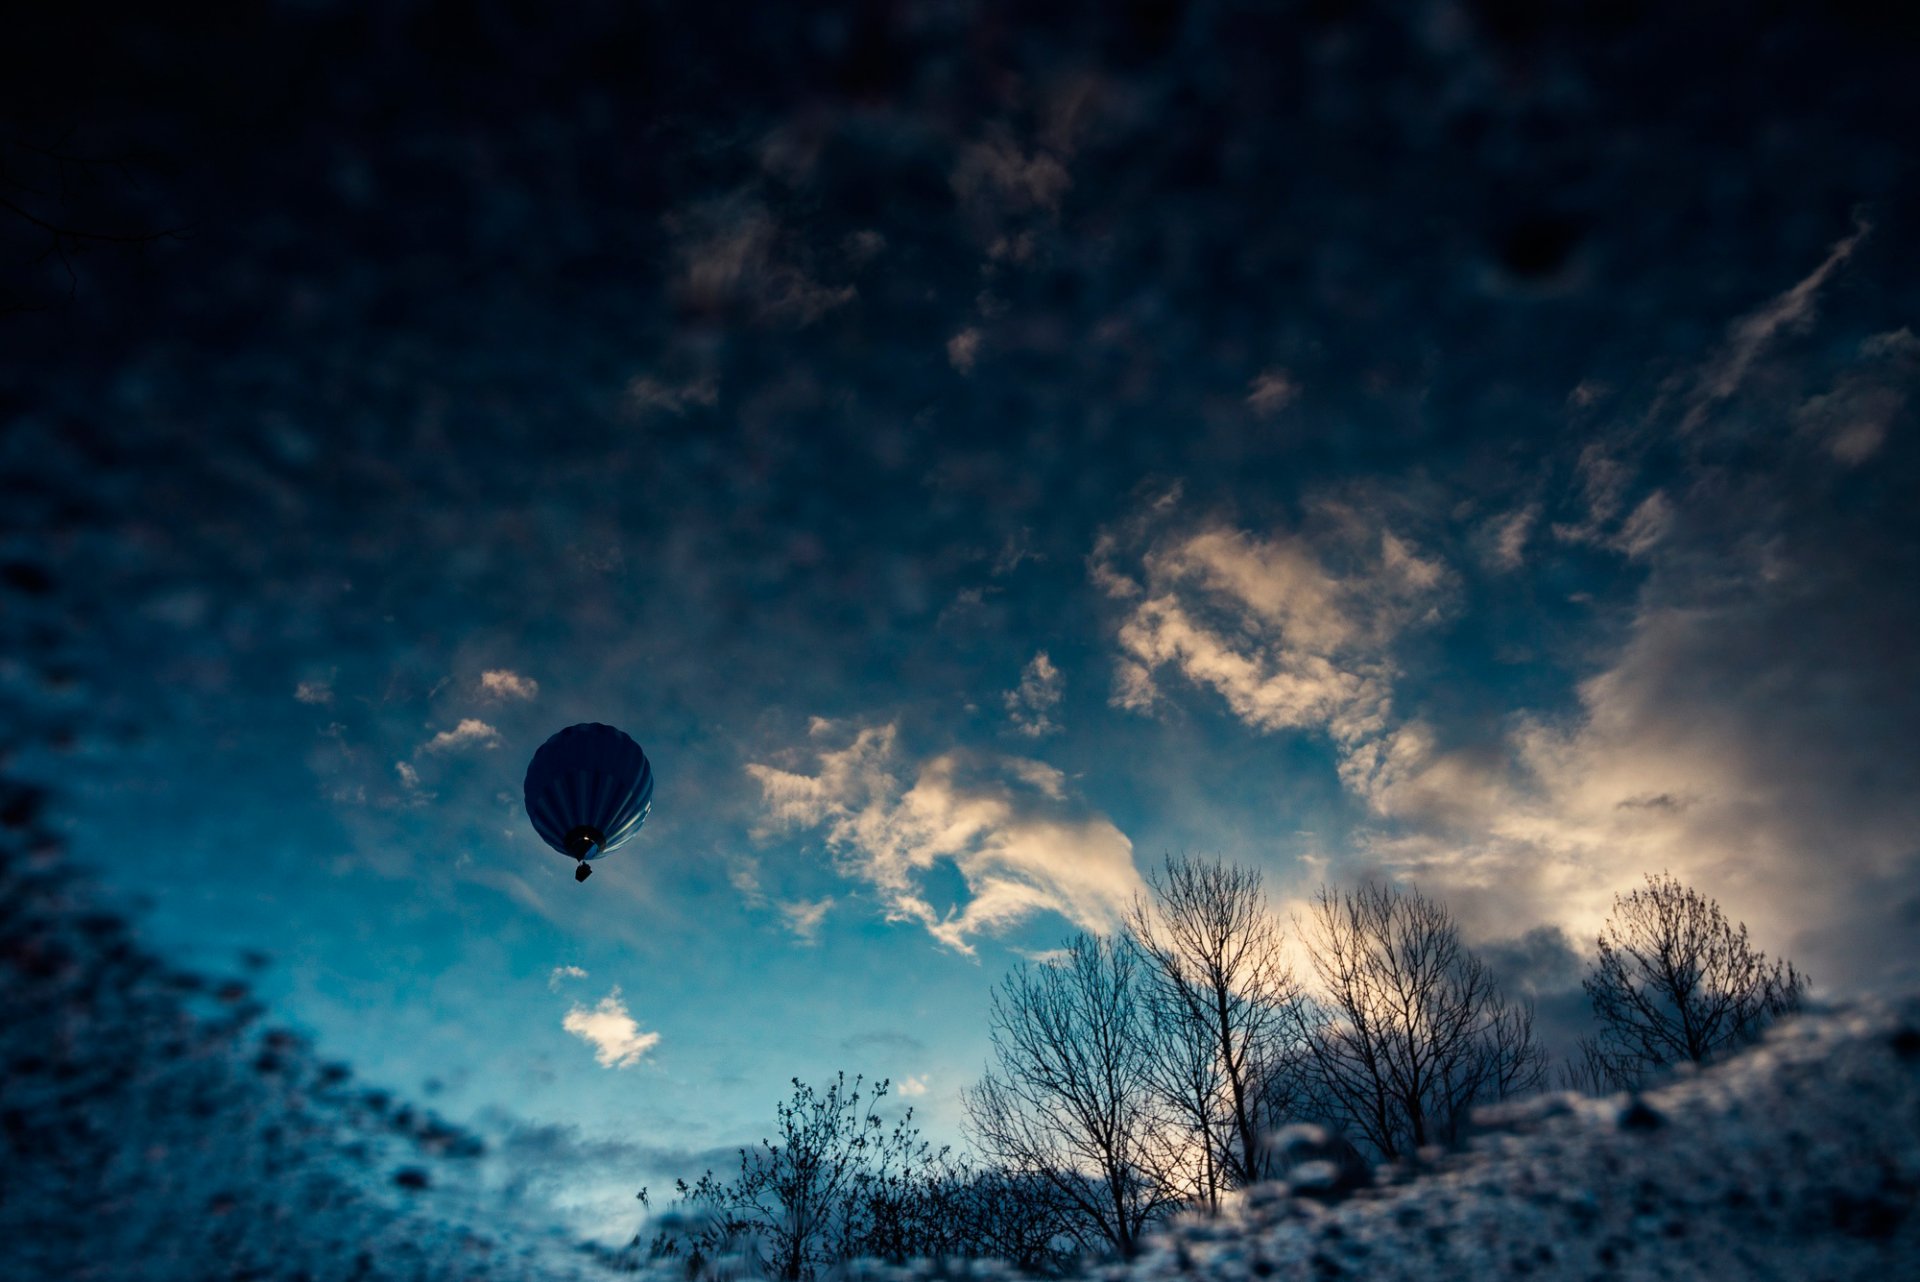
7, 0, 1919, 1247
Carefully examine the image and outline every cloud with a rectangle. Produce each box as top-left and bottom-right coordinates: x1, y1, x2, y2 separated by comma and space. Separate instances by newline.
562, 987, 661, 1068
1794, 327, 1918, 465
626, 374, 719, 417
947, 328, 982, 374
1681, 215, 1871, 432
728, 857, 766, 906
479, 669, 540, 701
1246, 369, 1299, 416
1004, 651, 1063, 737
294, 679, 332, 705
1296, 230, 1920, 987
421, 718, 502, 753
951, 138, 1071, 216
1097, 506, 1449, 757
778, 897, 834, 944
669, 199, 855, 326
746, 723, 1144, 954
1483, 503, 1539, 572
896, 1075, 929, 1097
547, 965, 588, 991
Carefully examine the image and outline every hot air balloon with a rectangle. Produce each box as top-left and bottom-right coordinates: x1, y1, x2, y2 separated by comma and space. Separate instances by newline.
523, 723, 654, 882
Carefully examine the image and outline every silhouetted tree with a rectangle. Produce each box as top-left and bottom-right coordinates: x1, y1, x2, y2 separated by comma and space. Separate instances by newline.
1580, 872, 1806, 1090
1295, 881, 1547, 1161
963, 934, 1184, 1258
645, 1074, 940, 1281
1127, 853, 1306, 1207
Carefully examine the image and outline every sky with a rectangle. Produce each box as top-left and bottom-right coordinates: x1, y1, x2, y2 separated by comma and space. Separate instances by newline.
5, 0, 1919, 1246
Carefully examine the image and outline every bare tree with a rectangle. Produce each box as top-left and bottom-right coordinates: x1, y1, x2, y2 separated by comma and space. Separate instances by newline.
1295, 881, 1547, 1161
1581, 872, 1806, 1090
646, 1073, 933, 1281
962, 933, 1184, 1258
1127, 853, 1305, 1206
1557, 1036, 1619, 1095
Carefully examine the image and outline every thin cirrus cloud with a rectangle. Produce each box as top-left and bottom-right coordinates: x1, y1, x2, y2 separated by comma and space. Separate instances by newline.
745, 721, 1145, 955
562, 987, 661, 1069
547, 965, 588, 991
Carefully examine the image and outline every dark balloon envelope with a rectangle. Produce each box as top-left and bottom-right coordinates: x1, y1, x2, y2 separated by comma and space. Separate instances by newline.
523, 723, 654, 882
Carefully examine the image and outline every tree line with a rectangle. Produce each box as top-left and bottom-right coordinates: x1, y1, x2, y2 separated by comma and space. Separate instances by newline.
636, 860, 1804, 1277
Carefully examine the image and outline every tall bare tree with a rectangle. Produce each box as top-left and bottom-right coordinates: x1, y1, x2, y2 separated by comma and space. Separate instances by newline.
1581, 872, 1806, 1090
962, 934, 1183, 1258
1296, 881, 1547, 1161
1127, 853, 1305, 1206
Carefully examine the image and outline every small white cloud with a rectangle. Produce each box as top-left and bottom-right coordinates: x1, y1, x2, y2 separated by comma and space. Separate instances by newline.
294, 680, 333, 705
563, 987, 661, 1068
896, 1074, 929, 1097
395, 761, 422, 790
948, 328, 983, 374
422, 719, 502, 753
779, 897, 834, 944
479, 669, 539, 701
729, 857, 767, 906
1246, 368, 1299, 416
547, 965, 588, 991
1004, 651, 1063, 737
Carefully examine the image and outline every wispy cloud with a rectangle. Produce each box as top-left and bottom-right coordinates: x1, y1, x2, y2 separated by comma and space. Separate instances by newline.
479, 669, 540, 701
947, 328, 982, 374
668, 198, 855, 326
747, 722, 1144, 954
1246, 369, 1299, 416
1682, 215, 1871, 432
1005, 651, 1063, 737
294, 679, 332, 705
779, 897, 834, 944
547, 965, 588, 991
563, 987, 661, 1068
1794, 327, 1918, 465
896, 1074, 929, 1097
1483, 503, 1540, 572
728, 856, 767, 906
